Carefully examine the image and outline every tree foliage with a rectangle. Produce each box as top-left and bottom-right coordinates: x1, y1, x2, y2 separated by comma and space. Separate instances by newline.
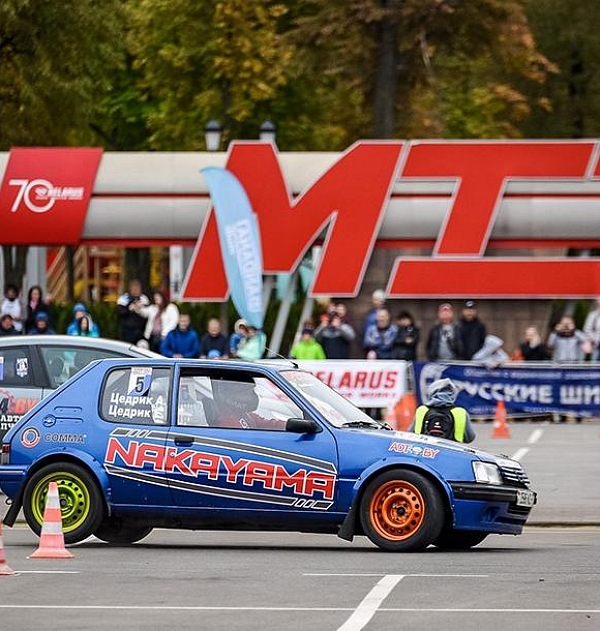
0, 0, 126, 149
128, 0, 294, 149
1, 0, 584, 153
522, 0, 600, 138
288, 0, 555, 141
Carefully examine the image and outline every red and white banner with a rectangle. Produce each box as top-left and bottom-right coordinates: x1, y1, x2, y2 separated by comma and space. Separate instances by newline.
0, 148, 102, 245
2, 141, 600, 297
296, 360, 409, 408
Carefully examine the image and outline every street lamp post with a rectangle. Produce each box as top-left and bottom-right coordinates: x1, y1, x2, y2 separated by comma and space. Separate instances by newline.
259, 120, 277, 143
204, 119, 224, 151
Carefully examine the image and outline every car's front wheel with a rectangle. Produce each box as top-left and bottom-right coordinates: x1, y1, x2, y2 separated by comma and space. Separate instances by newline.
360, 470, 444, 551
22, 463, 105, 545
94, 515, 153, 545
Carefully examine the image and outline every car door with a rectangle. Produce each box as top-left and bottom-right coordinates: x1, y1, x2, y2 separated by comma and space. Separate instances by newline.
98, 364, 174, 508
0, 345, 41, 441
167, 366, 339, 518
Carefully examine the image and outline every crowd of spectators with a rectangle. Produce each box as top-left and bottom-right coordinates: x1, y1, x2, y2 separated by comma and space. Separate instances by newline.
356, 289, 596, 366
1, 284, 55, 336
2, 280, 600, 365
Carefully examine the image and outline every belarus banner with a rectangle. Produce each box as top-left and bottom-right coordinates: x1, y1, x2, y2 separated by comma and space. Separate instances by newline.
414, 361, 600, 416
297, 360, 408, 408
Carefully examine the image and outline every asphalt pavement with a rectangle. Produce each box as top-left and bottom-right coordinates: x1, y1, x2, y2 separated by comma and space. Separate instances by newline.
1, 527, 599, 631
1, 422, 598, 630
472, 420, 600, 525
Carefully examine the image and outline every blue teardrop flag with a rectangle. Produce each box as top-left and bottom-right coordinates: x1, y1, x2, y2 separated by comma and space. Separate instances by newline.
201, 167, 264, 329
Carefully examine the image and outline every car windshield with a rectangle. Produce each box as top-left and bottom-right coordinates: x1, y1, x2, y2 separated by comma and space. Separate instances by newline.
280, 370, 389, 429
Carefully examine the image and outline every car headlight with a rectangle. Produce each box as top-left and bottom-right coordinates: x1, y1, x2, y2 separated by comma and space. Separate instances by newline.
472, 461, 503, 485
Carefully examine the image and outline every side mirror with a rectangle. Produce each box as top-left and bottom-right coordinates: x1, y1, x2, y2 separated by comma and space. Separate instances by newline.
285, 418, 321, 434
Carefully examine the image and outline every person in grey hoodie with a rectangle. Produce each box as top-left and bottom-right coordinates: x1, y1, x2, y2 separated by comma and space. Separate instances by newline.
409, 378, 476, 443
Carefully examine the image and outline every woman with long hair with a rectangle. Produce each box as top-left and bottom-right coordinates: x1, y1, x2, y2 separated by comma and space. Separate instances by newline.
141, 290, 180, 353
24, 285, 51, 333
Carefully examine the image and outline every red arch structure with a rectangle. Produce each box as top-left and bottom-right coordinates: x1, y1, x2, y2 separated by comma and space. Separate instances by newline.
1, 140, 600, 300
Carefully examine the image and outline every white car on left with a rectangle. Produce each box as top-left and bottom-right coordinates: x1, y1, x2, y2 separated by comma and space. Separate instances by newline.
0, 335, 161, 441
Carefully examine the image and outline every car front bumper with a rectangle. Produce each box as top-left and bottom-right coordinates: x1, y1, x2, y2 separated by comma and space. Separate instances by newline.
449, 481, 537, 535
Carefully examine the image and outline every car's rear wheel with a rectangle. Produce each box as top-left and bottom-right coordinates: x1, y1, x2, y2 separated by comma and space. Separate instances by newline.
360, 470, 444, 551
23, 463, 105, 545
433, 530, 488, 550
94, 515, 153, 545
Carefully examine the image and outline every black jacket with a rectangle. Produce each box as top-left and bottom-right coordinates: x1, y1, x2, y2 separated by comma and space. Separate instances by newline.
457, 318, 487, 360
426, 323, 464, 360
392, 325, 420, 360
315, 323, 354, 359
520, 342, 548, 361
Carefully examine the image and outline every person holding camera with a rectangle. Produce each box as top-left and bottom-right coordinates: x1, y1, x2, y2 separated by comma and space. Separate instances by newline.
547, 315, 589, 363
116, 279, 150, 345
315, 311, 356, 359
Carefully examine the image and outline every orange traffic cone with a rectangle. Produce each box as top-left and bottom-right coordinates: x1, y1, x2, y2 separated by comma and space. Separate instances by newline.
492, 400, 511, 438
0, 523, 16, 575
28, 482, 74, 559
394, 393, 417, 431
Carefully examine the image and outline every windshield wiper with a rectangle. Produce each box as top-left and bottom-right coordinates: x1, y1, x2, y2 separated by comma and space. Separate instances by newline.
341, 420, 388, 430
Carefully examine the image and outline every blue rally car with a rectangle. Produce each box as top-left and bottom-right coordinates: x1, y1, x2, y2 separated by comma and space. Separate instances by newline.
0, 359, 536, 551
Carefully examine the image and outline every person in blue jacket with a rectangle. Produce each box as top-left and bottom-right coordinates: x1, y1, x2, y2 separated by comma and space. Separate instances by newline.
160, 313, 200, 358
66, 302, 100, 337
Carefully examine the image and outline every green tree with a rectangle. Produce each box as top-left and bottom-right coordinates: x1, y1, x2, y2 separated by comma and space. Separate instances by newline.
0, 0, 126, 149
0, 0, 126, 290
289, 0, 554, 140
523, 0, 600, 138
128, 0, 294, 149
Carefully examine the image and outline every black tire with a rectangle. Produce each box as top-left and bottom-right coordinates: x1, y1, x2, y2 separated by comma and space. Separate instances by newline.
433, 530, 488, 550
359, 469, 444, 552
22, 462, 105, 545
94, 515, 153, 545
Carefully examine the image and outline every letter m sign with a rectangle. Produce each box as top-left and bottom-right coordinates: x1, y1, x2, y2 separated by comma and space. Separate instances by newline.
181, 141, 403, 300
182, 139, 600, 300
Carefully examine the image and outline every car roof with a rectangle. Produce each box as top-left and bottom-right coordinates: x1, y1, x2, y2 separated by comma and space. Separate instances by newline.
0, 335, 162, 358
85, 357, 299, 374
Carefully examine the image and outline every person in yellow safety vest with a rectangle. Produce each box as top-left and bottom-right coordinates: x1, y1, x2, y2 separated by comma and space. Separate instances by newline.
409, 378, 475, 443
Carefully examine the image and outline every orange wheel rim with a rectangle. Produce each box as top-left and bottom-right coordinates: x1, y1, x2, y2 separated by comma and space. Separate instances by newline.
369, 480, 425, 541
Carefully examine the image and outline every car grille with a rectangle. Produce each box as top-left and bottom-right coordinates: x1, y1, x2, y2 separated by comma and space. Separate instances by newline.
499, 464, 530, 488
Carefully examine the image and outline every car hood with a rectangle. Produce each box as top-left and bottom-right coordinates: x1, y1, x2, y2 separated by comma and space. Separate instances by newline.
348, 427, 513, 466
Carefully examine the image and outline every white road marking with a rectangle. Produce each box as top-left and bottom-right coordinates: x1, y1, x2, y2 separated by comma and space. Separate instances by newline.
0, 606, 598, 614
0, 605, 350, 611
12, 571, 80, 574
304, 573, 385, 577
305, 573, 488, 578
381, 609, 600, 614
337, 574, 403, 631
511, 447, 529, 461
528, 428, 544, 444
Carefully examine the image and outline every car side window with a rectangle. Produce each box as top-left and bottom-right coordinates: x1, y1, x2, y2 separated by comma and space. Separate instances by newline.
177, 376, 211, 426
176, 368, 304, 430
100, 367, 171, 425
0, 347, 33, 386
40, 346, 125, 388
